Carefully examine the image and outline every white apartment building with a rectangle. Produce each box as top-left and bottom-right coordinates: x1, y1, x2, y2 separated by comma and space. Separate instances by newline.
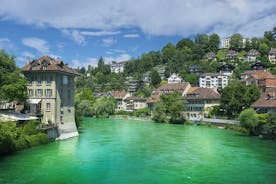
110, 61, 124, 73
221, 37, 231, 49
199, 73, 229, 89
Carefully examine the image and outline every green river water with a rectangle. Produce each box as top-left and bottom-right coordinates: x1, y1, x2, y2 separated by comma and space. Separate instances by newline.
1, 118, 276, 184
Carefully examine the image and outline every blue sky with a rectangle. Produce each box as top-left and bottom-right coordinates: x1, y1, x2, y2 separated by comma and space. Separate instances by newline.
0, 0, 275, 68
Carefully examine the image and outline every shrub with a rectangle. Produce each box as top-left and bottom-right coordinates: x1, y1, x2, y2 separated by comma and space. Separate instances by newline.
239, 108, 258, 135
133, 108, 150, 117
22, 120, 39, 135
14, 136, 29, 151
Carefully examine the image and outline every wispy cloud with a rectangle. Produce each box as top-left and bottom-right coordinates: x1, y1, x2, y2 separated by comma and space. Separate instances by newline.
0, 38, 13, 50
22, 37, 49, 53
0, 0, 275, 37
16, 51, 35, 64
123, 34, 140, 38
81, 30, 120, 36
62, 29, 85, 45
72, 57, 99, 68
101, 37, 117, 47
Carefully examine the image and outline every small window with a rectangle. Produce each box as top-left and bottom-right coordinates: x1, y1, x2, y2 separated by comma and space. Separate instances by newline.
46, 75, 52, 85
45, 89, 52, 97
36, 89, 43, 97
37, 76, 42, 85
63, 75, 68, 85
46, 103, 51, 111
28, 89, 33, 97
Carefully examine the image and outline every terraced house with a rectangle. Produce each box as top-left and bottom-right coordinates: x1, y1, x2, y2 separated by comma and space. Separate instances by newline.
22, 56, 79, 140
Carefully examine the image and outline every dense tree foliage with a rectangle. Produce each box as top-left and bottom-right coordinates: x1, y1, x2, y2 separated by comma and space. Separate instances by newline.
239, 108, 258, 135
0, 121, 49, 155
92, 96, 117, 118
150, 69, 161, 88
230, 33, 243, 51
220, 81, 260, 118
152, 92, 185, 123
0, 50, 27, 102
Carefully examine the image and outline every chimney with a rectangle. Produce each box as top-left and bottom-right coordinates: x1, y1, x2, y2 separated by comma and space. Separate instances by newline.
26, 56, 31, 65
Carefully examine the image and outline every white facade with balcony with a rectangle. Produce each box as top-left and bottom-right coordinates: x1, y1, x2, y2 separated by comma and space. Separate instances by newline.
199, 73, 229, 89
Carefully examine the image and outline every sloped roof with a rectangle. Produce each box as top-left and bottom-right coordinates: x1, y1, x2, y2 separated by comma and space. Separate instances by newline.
201, 73, 227, 77
157, 82, 190, 91
185, 87, 221, 100
247, 49, 260, 56
22, 56, 79, 76
125, 96, 146, 101
146, 94, 160, 104
110, 91, 129, 100
269, 48, 276, 55
250, 71, 276, 80
251, 88, 276, 108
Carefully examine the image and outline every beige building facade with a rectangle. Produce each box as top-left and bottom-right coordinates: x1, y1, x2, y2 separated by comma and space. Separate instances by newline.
22, 56, 79, 140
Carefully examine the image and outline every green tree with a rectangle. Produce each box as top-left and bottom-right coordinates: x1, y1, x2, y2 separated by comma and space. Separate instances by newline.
0, 50, 27, 102
259, 43, 270, 56
208, 33, 220, 52
92, 96, 117, 118
230, 33, 243, 51
176, 38, 194, 50
152, 101, 168, 123
152, 92, 185, 123
251, 37, 260, 50
239, 108, 258, 135
193, 34, 209, 59
135, 85, 152, 98
150, 69, 161, 88
262, 113, 276, 139
0, 121, 17, 155
220, 81, 260, 118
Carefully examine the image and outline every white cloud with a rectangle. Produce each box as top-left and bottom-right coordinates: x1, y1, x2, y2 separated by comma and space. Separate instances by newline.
123, 34, 140, 38
62, 29, 85, 45
72, 54, 131, 68
81, 30, 120, 36
104, 54, 131, 63
22, 37, 49, 53
72, 57, 99, 68
0, 38, 13, 50
0, 0, 275, 37
16, 51, 35, 65
101, 37, 117, 47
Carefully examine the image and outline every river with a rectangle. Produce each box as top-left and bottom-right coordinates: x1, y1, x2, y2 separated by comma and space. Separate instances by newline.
1, 118, 276, 183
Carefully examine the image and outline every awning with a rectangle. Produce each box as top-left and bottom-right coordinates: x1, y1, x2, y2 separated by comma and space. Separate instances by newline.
28, 99, 41, 104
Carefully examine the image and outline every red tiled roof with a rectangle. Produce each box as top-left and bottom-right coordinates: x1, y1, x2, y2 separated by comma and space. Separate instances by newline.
146, 94, 160, 104
22, 56, 79, 76
251, 88, 276, 108
185, 87, 221, 100
250, 72, 276, 80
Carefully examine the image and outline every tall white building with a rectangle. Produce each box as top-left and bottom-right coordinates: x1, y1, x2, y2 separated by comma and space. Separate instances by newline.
221, 37, 231, 49
199, 73, 229, 89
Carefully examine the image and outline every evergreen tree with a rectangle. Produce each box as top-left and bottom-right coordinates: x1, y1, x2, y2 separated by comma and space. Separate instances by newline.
150, 69, 161, 88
